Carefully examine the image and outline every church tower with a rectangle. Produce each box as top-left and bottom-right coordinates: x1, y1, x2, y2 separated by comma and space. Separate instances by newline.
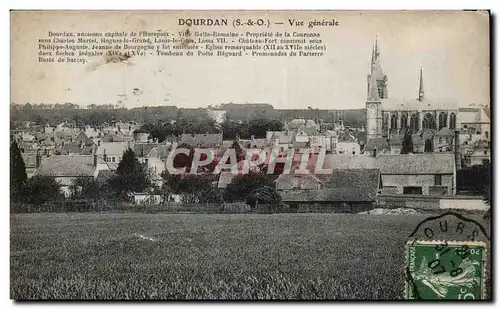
366, 39, 387, 139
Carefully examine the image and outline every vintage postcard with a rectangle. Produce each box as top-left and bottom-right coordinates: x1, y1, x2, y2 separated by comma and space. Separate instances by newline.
10, 10, 491, 300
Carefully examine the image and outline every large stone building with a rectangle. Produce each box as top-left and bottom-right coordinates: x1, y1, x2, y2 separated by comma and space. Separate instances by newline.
365, 39, 461, 153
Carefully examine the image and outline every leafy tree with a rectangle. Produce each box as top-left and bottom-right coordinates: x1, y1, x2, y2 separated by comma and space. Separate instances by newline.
10, 141, 27, 202
21, 176, 62, 206
400, 127, 414, 154
224, 171, 274, 202
69, 177, 102, 201
457, 163, 490, 194
109, 148, 151, 198
162, 173, 220, 203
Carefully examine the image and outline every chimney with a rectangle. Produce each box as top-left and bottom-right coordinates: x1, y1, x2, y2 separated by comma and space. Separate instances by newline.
36, 149, 41, 168
454, 130, 461, 170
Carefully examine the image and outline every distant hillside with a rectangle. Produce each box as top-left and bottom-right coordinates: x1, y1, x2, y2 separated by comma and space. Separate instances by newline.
10, 103, 366, 128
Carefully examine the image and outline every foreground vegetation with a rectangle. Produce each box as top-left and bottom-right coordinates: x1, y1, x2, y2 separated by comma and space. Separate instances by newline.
10, 212, 487, 300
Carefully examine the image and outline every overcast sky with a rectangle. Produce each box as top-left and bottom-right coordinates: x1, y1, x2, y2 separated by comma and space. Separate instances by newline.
11, 10, 490, 109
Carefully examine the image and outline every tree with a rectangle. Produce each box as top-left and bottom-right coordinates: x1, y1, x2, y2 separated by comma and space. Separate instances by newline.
21, 176, 62, 207
109, 148, 151, 198
162, 173, 220, 204
400, 127, 414, 154
224, 171, 274, 202
69, 177, 102, 201
10, 140, 27, 202
457, 163, 490, 194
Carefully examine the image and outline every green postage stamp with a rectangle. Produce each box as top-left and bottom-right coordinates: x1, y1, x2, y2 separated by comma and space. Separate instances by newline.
405, 240, 487, 300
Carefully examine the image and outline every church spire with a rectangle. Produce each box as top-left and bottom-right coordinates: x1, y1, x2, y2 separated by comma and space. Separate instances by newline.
371, 45, 376, 69
418, 67, 425, 102
367, 70, 380, 101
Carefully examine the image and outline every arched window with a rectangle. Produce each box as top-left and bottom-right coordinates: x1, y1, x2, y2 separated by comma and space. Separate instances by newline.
410, 114, 419, 133
401, 114, 408, 130
449, 113, 456, 130
390, 114, 398, 130
424, 139, 434, 152
423, 113, 436, 130
438, 112, 448, 130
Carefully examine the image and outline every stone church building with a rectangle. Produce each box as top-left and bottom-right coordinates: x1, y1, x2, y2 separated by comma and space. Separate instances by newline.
364, 39, 460, 154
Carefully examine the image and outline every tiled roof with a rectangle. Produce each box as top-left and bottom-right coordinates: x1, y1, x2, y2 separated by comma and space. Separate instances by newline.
61, 142, 94, 155
457, 108, 480, 124
338, 132, 358, 143
375, 153, 455, 174
364, 137, 390, 152
74, 131, 90, 143
275, 171, 322, 190
107, 162, 119, 171
133, 143, 160, 157
96, 169, 115, 184
482, 106, 491, 120
321, 154, 377, 170
283, 169, 381, 202
381, 97, 458, 111
34, 155, 105, 177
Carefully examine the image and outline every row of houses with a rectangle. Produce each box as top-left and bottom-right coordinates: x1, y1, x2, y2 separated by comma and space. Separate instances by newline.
218, 152, 456, 206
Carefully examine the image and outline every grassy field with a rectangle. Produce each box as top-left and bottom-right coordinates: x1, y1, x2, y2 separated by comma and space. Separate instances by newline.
10, 212, 488, 300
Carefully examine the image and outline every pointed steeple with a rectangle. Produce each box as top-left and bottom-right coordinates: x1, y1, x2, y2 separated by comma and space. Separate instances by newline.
371, 45, 376, 70
418, 67, 425, 102
367, 71, 380, 101
374, 36, 379, 58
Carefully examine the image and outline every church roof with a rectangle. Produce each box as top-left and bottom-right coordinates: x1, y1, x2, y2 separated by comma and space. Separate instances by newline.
457, 108, 481, 124
380, 97, 458, 111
